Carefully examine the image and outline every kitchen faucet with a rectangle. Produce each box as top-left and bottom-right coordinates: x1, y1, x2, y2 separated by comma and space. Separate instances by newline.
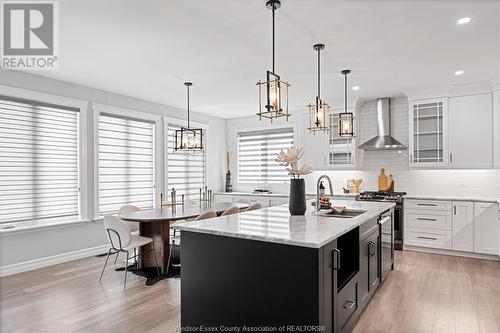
316, 174, 334, 212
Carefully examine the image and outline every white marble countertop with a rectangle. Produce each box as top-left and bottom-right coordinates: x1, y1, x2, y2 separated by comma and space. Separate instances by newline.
405, 194, 499, 204
173, 200, 394, 249
213, 191, 358, 199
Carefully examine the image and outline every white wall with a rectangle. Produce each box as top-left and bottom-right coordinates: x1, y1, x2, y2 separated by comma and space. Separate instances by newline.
0, 71, 227, 275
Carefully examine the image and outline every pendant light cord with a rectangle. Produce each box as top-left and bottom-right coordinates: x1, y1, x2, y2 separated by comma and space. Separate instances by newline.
317, 48, 321, 100
272, 6, 275, 73
187, 84, 190, 129
344, 72, 348, 114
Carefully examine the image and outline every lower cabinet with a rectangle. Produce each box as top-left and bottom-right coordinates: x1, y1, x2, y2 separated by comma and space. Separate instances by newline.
452, 201, 474, 252
405, 199, 500, 257
359, 228, 379, 307
474, 202, 499, 255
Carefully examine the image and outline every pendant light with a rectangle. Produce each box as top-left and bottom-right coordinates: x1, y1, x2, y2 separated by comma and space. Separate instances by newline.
256, 0, 290, 123
307, 43, 329, 134
339, 69, 354, 138
174, 82, 204, 151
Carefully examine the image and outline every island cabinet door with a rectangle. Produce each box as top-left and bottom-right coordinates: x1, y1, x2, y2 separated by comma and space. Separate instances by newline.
359, 229, 380, 308
321, 239, 339, 333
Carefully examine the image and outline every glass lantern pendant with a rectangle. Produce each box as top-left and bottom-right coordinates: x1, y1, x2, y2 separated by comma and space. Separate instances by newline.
256, 0, 290, 123
307, 44, 329, 134
174, 82, 204, 151
339, 70, 354, 138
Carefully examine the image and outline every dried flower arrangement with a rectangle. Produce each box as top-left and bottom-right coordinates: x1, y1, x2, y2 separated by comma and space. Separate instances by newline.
275, 146, 312, 179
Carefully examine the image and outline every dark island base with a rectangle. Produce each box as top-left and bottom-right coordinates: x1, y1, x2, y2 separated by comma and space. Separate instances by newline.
180, 231, 333, 332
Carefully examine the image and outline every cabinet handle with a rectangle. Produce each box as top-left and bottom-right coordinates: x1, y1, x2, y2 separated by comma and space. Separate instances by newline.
343, 300, 355, 309
417, 217, 437, 221
450, 153, 453, 163
417, 203, 437, 207
368, 241, 376, 257
417, 236, 438, 240
332, 248, 341, 270
454, 205, 457, 215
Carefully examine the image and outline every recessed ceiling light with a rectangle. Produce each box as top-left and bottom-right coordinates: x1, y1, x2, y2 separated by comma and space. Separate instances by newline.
352, 86, 359, 91
457, 17, 471, 25
454, 70, 464, 76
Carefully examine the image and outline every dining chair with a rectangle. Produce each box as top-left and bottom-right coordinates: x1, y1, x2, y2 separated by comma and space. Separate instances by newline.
99, 215, 160, 289
221, 206, 240, 216
118, 204, 140, 234
194, 210, 217, 221
245, 202, 263, 211
167, 210, 217, 275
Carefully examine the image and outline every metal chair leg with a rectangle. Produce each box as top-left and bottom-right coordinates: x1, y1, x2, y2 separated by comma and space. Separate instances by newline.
99, 248, 112, 282
114, 251, 119, 265
152, 242, 161, 277
124, 250, 129, 289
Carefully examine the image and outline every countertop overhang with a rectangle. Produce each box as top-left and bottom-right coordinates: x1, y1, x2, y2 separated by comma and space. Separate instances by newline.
173, 200, 395, 248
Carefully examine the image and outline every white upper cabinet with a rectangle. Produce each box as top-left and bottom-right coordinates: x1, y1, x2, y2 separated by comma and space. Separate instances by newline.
448, 94, 493, 169
474, 202, 499, 255
409, 98, 448, 168
451, 201, 474, 252
303, 126, 329, 169
493, 90, 500, 168
302, 110, 356, 169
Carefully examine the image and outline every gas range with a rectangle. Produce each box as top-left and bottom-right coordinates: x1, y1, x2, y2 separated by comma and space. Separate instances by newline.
356, 191, 406, 203
356, 191, 406, 250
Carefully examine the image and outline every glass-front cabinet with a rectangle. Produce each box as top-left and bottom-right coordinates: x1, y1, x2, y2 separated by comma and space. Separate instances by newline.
409, 98, 448, 168
303, 111, 356, 169
329, 112, 356, 167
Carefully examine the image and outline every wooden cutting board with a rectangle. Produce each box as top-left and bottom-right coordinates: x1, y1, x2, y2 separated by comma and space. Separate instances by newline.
378, 168, 388, 191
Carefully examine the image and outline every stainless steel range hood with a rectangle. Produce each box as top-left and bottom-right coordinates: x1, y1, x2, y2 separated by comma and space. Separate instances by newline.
358, 98, 407, 151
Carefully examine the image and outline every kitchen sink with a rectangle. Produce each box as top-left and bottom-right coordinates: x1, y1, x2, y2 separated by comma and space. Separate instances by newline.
317, 209, 367, 218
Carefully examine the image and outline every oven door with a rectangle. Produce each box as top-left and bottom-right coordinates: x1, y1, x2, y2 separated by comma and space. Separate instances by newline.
379, 212, 394, 283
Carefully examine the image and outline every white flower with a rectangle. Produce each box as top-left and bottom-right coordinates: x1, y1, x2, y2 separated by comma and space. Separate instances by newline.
276, 146, 312, 179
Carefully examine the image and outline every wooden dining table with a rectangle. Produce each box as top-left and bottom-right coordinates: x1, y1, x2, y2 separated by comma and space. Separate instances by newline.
119, 201, 249, 282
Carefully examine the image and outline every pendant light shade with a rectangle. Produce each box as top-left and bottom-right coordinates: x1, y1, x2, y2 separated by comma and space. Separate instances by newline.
307, 43, 329, 134
174, 82, 204, 151
339, 70, 354, 138
256, 0, 290, 123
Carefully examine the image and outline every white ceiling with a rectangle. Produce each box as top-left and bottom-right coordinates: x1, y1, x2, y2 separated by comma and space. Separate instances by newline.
35, 0, 500, 119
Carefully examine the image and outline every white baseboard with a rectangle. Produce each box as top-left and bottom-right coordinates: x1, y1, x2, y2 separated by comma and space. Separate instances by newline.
404, 245, 500, 261
0, 244, 109, 277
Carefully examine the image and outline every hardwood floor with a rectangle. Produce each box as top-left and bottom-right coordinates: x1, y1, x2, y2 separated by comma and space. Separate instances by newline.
1, 251, 499, 333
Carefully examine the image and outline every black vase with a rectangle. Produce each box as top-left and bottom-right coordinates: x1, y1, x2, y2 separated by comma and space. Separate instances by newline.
289, 178, 306, 215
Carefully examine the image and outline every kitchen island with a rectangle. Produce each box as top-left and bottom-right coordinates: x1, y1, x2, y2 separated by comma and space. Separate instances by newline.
173, 200, 395, 333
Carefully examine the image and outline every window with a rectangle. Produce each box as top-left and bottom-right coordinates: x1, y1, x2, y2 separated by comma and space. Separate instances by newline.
98, 114, 155, 216
167, 123, 206, 199
0, 96, 80, 224
329, 113, 355, 166
237, 127, 294, 183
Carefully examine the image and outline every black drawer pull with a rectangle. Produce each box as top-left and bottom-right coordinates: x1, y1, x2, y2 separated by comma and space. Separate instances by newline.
417, 217, 437, 221
368, 241, 376, 257
417, 203, 438, 207
332, 248, 341, 270
417, 236, 438, 240
343, 300, 355, 309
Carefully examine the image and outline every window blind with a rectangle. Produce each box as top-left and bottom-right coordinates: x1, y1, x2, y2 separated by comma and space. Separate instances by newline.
98, 114, 155, 216
0, 96, 79, 224
167, 123, 206, 199
238, 127, 294, 183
